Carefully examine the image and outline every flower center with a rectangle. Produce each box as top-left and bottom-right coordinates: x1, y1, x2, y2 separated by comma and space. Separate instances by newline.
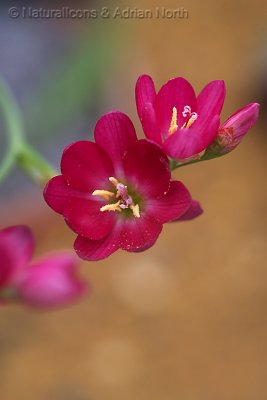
168, 105, 198, 135
92, 177, 140, 218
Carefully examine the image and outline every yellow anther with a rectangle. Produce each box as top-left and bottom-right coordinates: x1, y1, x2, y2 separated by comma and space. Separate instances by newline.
185, 116, 195, 129
168, 107, 178, 135
109, 177, 119, 186
130, 204, 140, 218
95, 177, 141, 218
100, 200, 122, 213
92, 190, 114, 201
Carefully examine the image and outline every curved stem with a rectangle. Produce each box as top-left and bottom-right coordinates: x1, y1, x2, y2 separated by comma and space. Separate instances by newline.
0, 78, 24, 181
0, 76, 56, 185
0, 78, 24, 148
18, 144, 56, 185
0, 151, 16, 182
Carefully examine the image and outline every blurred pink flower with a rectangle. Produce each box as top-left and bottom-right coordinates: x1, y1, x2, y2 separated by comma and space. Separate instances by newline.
44, 111, 194, 261
135, 74, 224, 160
207, 103, 260, 155
0, 225, 87, 309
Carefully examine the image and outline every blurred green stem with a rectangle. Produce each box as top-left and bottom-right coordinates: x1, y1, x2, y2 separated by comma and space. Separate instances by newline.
0, 77, 56, 185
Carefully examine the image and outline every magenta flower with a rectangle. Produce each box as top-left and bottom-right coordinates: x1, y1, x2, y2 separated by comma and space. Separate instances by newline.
136, 74, 225, 160
44, 112, 194, 261
206, 103, 259, 155
0, 225, 87, 309
136, 75, 260, 162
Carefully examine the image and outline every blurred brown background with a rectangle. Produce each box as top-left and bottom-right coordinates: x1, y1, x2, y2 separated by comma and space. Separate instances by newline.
1, 0, 267, 399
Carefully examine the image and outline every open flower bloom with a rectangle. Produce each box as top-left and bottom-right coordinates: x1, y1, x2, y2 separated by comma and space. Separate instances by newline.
136, 75, 259, 161
44, 111, 195, 261
206, 102, 259, 155
136, 74, 225, 160
0, 225, 87, 309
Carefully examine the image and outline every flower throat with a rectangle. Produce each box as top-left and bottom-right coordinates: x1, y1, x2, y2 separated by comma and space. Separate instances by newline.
92, 177, 140, 218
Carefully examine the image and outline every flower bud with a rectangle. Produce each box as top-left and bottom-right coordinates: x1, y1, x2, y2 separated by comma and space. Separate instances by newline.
206, 103, 259, 155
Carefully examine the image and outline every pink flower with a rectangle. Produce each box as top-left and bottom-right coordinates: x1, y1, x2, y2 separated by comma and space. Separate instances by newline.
0, 225, 87, 309
206, 103, 259, 155
44, 111, 193, 261
136, 75, 259, 162
136, 74, 225, 160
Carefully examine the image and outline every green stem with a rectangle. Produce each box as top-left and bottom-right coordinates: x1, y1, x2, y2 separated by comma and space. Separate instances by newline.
0, 78, 24, 181
169, 151, 223, 171
0, 76, 56, 185
18, 145, 56, 185
0, 151, 16, 182
169, 158, 201, 171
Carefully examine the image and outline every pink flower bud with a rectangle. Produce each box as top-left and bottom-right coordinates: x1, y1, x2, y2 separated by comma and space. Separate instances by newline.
18, 253, 87, 309
0, 225, 34, 289
208, 103, 260, 155
0, 225, 88, 309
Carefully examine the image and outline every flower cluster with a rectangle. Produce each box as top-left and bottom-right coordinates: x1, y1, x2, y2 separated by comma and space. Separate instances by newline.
44, 75, 259, 261
1, 73, 259, 310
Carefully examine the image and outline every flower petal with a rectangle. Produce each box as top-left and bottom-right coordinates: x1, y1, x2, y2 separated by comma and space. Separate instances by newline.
64, 198, 116, 240
74, 224, 121, 261
44, 176, 115, 240
163, 114, 220, 160
94, 112, 137, 174
176, 200, 203, 221
119, 214, 162, 253
44, 175, 91, 214
197, 80, 226, 118
146, 181, 192, 223
140, 103, 163, 144
18, 252, 87, 309
0, 226, 34, 287
135, 74, 156, 119
155, 77, 196, 135
61, 141, 114, 192
122, 140, 170, 198
222, 102, 259, 141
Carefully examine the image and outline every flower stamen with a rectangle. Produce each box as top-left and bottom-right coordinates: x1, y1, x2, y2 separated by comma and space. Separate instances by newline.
93, 177, 140, 218
100, 200, 122, 213
181, 106, 198, 129
109, 176, 120, 187
130, 204, 140, 218
168, 105, 198, 136
168, 107, 178, 135
182, 105, 192, 118
92, 190, 114, 201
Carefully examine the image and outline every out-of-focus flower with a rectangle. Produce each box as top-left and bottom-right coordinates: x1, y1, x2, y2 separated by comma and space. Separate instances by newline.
44, 111, 194, 261
0, 225, 87, 309
205, 103, 260, 156
135, 74, 225, 160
